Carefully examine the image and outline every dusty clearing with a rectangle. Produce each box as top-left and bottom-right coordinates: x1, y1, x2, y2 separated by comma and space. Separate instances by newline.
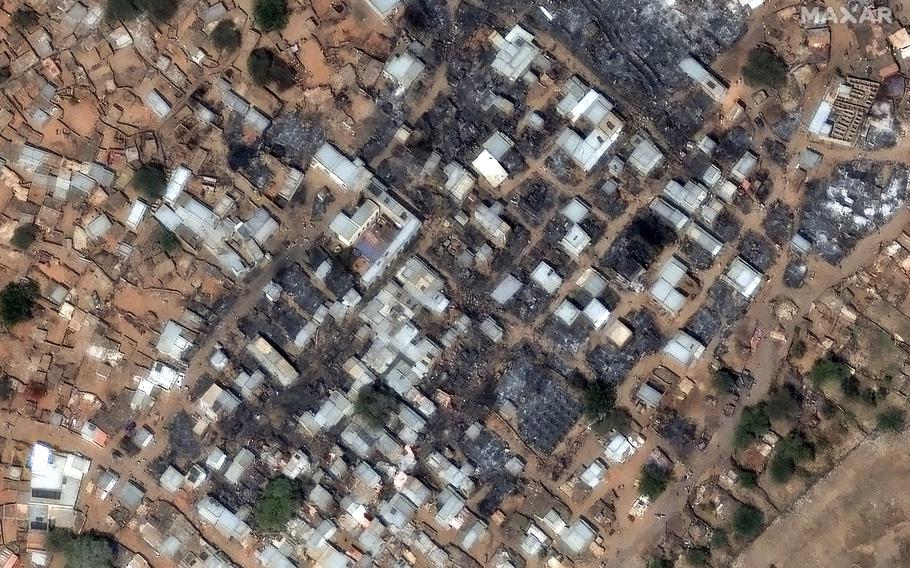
736, 434, 910, 568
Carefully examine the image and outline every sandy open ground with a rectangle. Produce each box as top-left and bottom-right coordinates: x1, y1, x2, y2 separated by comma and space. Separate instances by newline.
735, 433, 910, 568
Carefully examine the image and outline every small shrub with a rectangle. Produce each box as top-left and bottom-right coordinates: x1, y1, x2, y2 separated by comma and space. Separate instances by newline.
639, 462, 672, 499
247, 48, 296, 90
106, 0, 140, 21
742, 46, 788, 88
877, 407, 906, 432
593, 406, 632, 436
10, 223, 38, 250
0, 376, 14, 401
861, 386, 881, 406
210, 19, 241, 51
0, 280, 39, 326
253, 0, 289, 31
133, 163, 167, 199
818, 396, 839, 419
141, 0, 179, 22
840, 374, 861, 397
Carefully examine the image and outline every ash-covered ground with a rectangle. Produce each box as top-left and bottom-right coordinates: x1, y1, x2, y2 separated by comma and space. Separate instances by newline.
800, 162, 910, 263
534, 0, 748, 144
496, 352, 583, 455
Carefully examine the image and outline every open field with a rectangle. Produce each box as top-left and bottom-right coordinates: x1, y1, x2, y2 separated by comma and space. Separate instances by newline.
736, 433, 910, 568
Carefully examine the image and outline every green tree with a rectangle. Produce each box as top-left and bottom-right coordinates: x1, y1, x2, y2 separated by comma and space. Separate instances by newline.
106, 0, 180, 23
735, 404, 770, 448
711, 529, 728, 549
254, 477, 303, 531
840, 375, 861, 397
788, 338, 807, 360
0, 280, 39, 326
735, 467, 758, 488
742, 46, 788, 89
810, 356, 851, 385
583, 380, 616, 420
247, 48, 296, 90
11, 7, 40, 30
713, 368, 738, 393
155, 226, 180, 252
686, 548, 709, 566
210, 19, 241, 51
732, 504, 764, 537
10, 223, 38, 250
253, 0, 289, 32
133, 163, 167, 200
765, 385, 800, 420
106, 0, 140, 21
0, 376, 13, 401
877, 407, 906, 432
648, 559, 673, 568
354, 384, 397, 427
639, 462, 672, 499
593, 406, 632, 436
769, 431, 814, 483
47, 528, 116, 568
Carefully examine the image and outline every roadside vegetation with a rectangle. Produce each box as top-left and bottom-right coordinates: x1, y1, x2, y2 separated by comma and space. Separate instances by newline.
734, 403, 770, 448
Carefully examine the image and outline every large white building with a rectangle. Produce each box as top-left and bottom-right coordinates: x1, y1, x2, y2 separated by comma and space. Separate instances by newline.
27, 443, 90, 529
556, 76, 625, 171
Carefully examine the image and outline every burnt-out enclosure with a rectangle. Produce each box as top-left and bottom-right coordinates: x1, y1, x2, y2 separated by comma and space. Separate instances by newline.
495, 346, 583, 455
800, 162, 910, 263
